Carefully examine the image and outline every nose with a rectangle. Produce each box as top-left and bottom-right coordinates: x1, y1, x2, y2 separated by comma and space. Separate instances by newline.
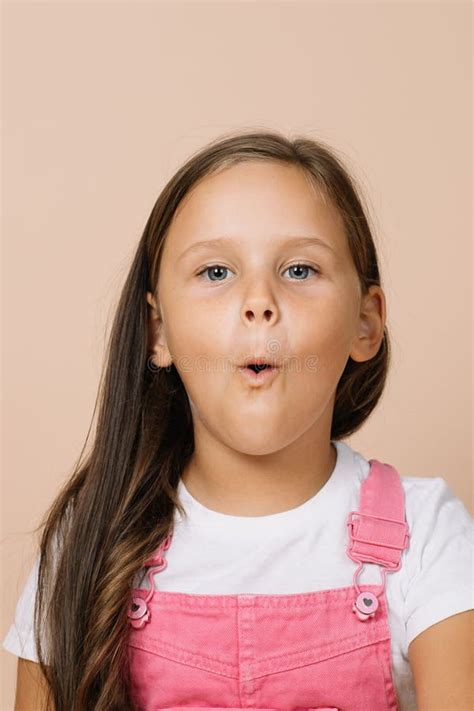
239, 271, 281, 325
243, 306, 276, 323
241, 293, 279, 325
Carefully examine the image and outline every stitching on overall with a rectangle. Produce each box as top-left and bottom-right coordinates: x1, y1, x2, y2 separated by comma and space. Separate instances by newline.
128, 584, 388, 666
249, 635, 393, 683
237, 595, 257, 703
129, 638, 238, 678
129, 612, 391, 680
236, 600, 243, 706
247, 624, 391, 679
251, 623, 389, 667
133, 583, 379, 608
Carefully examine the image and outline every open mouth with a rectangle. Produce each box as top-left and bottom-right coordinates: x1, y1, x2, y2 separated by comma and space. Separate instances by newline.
237, 361, 281, 386
246, 363, 273, 373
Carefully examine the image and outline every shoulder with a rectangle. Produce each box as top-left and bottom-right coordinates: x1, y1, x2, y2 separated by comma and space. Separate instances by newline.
396, 472, 473, 647
400, 471, 466, 505
399, 473, 473, 554
350, 445, 471, 532
348, 443, 473, 648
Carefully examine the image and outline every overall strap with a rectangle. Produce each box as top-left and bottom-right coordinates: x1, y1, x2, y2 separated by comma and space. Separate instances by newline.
347, 458, 410, 570
143, 530, 173, 567
128, 530, 174, 629
346, 458, 410, 621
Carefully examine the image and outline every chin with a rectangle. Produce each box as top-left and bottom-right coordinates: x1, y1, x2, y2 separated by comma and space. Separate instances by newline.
222, 426, 292, 457
232, 441, 283, 457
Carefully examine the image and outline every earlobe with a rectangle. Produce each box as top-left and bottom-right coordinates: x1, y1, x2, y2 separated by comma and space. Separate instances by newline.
146, 291, 173, 369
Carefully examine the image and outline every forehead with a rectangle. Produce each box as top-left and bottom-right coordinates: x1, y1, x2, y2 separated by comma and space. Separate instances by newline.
163, 160, 348, 258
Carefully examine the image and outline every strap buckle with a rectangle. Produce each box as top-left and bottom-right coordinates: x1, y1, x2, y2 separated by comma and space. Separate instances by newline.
347, 510, 410, 569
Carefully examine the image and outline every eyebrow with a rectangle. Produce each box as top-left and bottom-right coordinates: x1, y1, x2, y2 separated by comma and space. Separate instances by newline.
178, 235, 337, 261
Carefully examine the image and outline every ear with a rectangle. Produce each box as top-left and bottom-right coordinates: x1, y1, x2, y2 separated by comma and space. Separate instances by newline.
146, 291, 173, 369
349, 285, 386, 363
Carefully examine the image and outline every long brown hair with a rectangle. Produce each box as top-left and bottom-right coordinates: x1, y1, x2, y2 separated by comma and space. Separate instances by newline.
31, 129, 390, 709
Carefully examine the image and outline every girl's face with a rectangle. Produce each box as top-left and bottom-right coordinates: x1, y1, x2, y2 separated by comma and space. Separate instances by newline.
147, 160, 384, 455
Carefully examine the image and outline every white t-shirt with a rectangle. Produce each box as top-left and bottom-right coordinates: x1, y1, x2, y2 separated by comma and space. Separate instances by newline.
3, 440, 473, 711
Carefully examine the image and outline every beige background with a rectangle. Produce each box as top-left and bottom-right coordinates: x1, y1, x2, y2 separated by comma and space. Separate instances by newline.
2, 1, 472, 706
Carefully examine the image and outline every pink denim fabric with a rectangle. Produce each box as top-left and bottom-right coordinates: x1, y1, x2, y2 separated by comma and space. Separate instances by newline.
127, 458, 410, 710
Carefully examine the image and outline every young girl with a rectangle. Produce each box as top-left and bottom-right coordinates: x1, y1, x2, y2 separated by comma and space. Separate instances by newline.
3, 131, 473, 711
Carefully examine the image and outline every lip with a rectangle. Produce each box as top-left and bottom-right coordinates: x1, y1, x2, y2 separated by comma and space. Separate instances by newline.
237, 365, 281, 387
240, 356, 281, 368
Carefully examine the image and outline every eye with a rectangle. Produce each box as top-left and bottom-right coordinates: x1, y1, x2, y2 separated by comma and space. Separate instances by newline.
195, 262, 320, 283
196, 264, 234, 282
282, 263, 320, 280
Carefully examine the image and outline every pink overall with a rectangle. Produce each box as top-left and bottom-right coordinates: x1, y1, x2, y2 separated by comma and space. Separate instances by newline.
127, 458, 410, 711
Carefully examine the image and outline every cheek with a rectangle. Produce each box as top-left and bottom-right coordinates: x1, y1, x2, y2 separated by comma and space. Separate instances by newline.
287, 294, 356, 372
162, 290, 232, 367
166, 319, 237, 408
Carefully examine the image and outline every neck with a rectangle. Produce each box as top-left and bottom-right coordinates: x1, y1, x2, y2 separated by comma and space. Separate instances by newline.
180, 423, 337, 517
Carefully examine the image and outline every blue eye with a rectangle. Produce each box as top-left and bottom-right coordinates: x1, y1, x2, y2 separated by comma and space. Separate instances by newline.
282, 263, 319, 280
195, 263, 319, 282
196, 265, 232, 282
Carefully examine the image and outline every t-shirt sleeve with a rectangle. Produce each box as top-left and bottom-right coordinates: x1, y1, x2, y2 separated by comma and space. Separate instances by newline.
403, 476, 474, 649
2, 554, 42, 662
